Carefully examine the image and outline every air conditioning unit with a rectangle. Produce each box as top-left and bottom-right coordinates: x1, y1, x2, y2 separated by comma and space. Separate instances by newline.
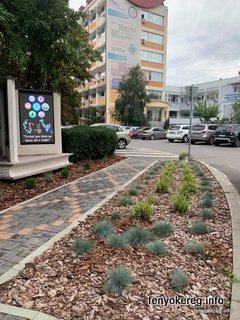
141, 39, 145, 44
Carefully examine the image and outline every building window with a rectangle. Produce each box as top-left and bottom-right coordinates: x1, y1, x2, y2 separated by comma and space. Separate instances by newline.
147, 110, 160, 121
90, 11, 96, 23
169, 111, 178, 118
142, 31, 163, 44
141, 50, 163, 63
168, 94, 179, 103
147, 90, 162, 100
142, 10, 164, 26
144, 70, 163, 82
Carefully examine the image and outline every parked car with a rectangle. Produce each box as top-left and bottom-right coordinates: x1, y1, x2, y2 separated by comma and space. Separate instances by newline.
213, 124, 240, 147
191, 124, 218, 145
166, 125, 190, 143
128, 127, 142, 139
90, 123, 131, 149
138, 127, 167, 140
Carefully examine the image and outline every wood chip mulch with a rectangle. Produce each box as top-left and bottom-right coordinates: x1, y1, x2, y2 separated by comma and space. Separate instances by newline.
0, 162, 232, 320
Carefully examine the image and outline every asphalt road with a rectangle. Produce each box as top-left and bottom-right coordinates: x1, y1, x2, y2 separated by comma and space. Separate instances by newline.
127, 138, 240, 194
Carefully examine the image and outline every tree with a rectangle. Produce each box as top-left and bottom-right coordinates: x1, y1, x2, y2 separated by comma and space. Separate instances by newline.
113, 65, 149, 126
82, 107, 100, 125
231, 100, 240, 123
0, 0, 101, 123
194, 101, 219, 123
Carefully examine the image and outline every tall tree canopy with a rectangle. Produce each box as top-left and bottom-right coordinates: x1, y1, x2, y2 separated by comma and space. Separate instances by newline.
0, 0, 101, 123
113, 65, 149, 126
194, 101, 219, 123
231, 100, 240, 123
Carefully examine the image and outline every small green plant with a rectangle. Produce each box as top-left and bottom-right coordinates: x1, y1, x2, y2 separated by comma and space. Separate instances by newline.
111, 211, 121, 221
195, 169, 204, 177
145, 240, 168, 257
117, 196, 134, 206
147, 169, 156, 176
170, 269, 189, 290
198, 209, 215, 220
156, 178, 170, 193
181, 181, 198, 195
83, 162, 92, 170
185, 241, 205, 254
106, 234, 127, 249
75, 166, 83, 173
44, 171, 53, 182
60, 168, 70, 178
201, 178, 211, 187
93, 220, 114, 238
135, 184, 142, 190
190, 221, 209, 235
24, 177, 37, 188
128, 188, 139, 196
201, 195, 213, 208
73, 238, 93, 256
132, 200, 153, 221
179, 152, 189, 160
105, 266, 133, 296
153, 221, 173, 238
146, 195, 156, 205
145, 175, 152, 180
123, 227, 152, 246
203, 191, 213, 199
173, 193, 189, 213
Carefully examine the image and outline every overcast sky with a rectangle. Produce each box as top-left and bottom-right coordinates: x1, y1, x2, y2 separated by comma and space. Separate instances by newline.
69, 0, 240, 86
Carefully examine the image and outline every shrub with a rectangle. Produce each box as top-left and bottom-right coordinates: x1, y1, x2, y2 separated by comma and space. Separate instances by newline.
170, 269, 189, 290
185, 241, 205, 254
201, 178, 211, 187
106, 234, 127, 249
190, 221, 209, 235
111, 211, 121, 221
153, 221, 173, 238
118, 196, 134, 206
105, 266, 133, 296
123, 227, 152, 246
147, 169, 156, 176
181, 181, 198, 195
73, 238, 93, 256
132, 200, 153, 221
62, 126, 117, 162
173, 194, 189, 213
201, 185, 212, 192
145, 240, 168, 257
201, 196, 213, 208
83, 162, 91, 170
60, 168, 70, 179
156, 178, 170, 193
195, 169, 204, 177
204, 191, 213, 199
135, 184, 142, 190
128, 188, 139, 196
44, 171, 53, 182
24, 177, 37, 188
146, 195, 156, 205
198, 209, 215, 220
93, 220, 114, 238
179, 152, 189, 160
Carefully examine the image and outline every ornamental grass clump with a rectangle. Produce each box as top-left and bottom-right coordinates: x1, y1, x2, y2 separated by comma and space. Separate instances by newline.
111, 211, 121, 221
24, 177, 37, 188
73, 238, 94, 256
201, 178, 211, 187
128, 188, 139, 196
198, 209, 215, 220
117, 196, 134, 206
60, 168, 70, 178
93, 220, 114, 238
153, 221, 173, 238
201, 195, 214, 208
156, 177, 170, 193
145, 240, 168, 257
105, 266, 134, 296
190, 221, 209, 235
123, 227, 152, 246
106, 234, 127, 249
44, 171, 53, 182
170, 269, 189, 291
146, 195, 156, 205
185, 241, 205, 254
132, 200, 153, 221
173, 193, 189, 213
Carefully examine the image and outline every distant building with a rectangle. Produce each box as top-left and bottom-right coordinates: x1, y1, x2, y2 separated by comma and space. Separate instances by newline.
79, 0, 169, 125
166, 76, 240, 124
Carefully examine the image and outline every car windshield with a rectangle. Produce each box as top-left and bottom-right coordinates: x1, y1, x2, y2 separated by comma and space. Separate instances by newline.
169, 126, 180, 130
192, 125, 205, 131
216, 126, 233, 132
142, 127, 151, 130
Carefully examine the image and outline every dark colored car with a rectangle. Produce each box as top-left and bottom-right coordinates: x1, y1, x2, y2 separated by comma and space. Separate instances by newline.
213, 124, 240, 147
191, 124, 218, 145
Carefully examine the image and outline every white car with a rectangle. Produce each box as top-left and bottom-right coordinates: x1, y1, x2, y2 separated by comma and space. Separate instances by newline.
167, 125, 190, 143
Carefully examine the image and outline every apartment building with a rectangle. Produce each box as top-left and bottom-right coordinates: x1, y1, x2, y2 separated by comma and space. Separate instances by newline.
166, 76, 240, 124
79, 0, 169, 125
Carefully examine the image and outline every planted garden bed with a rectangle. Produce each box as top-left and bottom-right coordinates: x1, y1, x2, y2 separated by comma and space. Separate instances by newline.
0, 161, 232, 320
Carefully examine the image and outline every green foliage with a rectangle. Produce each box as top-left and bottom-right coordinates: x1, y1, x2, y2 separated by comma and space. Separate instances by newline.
145, 240, 168, 257
62, 126, 117, 162
204, 191, 213, 199
146, 195, 156, 205
190, 221, 209, 235
106, 234, 127, 249
132, 200, 153, 221
153, 221, 173, 238
113, 65, 149, 126
128, 188, 139, 196
179, 152, 189, 160
201, 195, 213, 208
170, 269, 189, 291
156, 177, 170, 193
105, 266, 133, 296
73, 238, 93, 256
60, 168, 70, 179
118, 196, 134, 206
231, 100, 240, 124
82, 107, 102, 125
111, 211, 121, 221
123, 227, 152, 246
93, 220, 114, 238
24, 177, 37, 188
163, 118, 170, 130
198, 209, 215, 220
185, 241, 205, 254
44, 171, 53, 182
173, 193, 189, 213
83, 162, 91, 170
194, 101, 219, 122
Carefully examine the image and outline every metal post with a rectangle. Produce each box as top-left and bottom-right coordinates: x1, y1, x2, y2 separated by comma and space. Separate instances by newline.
188, 85, 193, 162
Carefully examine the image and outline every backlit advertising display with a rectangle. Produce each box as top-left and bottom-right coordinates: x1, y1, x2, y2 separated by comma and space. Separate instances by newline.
19, 90, 55, 144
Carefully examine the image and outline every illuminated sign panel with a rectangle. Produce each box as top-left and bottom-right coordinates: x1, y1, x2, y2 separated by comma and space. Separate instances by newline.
19, 90, 55, 144
127, 0, 165, 9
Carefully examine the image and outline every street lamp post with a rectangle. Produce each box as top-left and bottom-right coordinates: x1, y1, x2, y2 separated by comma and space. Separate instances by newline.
185, 85, 199, 162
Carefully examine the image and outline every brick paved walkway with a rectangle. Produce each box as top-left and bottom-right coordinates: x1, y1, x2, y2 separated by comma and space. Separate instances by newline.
0, 158, 155, 277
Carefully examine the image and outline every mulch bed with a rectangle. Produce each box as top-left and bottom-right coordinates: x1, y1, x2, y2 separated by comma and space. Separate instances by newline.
0, 161, 232, 320
0, 154, 124, 212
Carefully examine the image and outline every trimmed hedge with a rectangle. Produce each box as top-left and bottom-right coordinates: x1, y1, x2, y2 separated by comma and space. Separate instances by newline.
62, 126, 117, 162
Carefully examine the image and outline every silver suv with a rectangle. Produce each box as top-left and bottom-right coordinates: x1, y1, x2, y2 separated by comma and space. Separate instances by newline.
191, 124, 218, 145
90, 123, 131, 149
167, 125, 190, 143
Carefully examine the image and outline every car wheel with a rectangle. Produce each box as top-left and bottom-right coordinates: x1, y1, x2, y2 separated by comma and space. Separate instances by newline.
168, 139, 174, 142
191, 140, 196, 144
182, 135, 189, 143
233, 139, 240, 147
208, 136, 214, 145
117, 139, 127, 149
141, 137, 145, 140
214, 141, 220, 146
150, 134, 155, 140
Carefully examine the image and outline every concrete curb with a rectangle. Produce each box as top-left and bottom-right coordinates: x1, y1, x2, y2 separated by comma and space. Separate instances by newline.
200, 161, 240, 320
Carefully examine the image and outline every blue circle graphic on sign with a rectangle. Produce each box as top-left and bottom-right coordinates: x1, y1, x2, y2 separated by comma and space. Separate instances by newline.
37, 96, 45, 103
42, 103, 49, 111
32, 102, 41, 112
29, 95, 35, 102
38, 111, 45, 118
29, 110, 37, 118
